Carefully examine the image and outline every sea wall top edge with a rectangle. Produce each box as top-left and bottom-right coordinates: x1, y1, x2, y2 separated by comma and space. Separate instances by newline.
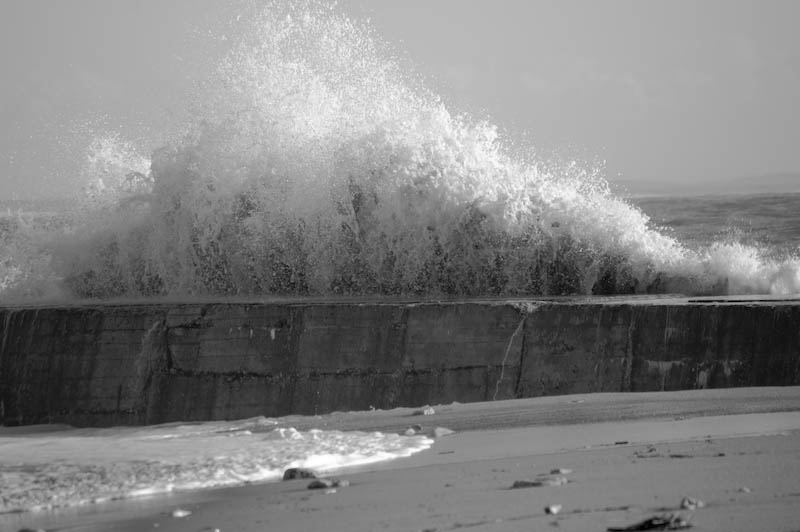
1, 293, 798, 310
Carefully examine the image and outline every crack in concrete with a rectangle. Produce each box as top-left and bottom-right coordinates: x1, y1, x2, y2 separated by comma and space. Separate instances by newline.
493, 305, 536, 401
133, 319, 169, 415
623, 314, 636, 392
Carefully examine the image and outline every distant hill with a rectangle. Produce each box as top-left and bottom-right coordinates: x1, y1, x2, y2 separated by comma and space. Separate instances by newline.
612, 173, 800, 197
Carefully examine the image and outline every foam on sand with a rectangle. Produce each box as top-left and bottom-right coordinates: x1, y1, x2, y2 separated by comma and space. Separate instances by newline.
0, 417, 432, 513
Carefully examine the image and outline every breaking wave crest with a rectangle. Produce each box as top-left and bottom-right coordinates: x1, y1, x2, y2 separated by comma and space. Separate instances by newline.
3, 1, 799, 300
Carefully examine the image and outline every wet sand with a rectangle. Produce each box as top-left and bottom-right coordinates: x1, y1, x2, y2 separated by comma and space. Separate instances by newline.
6, 387, 800, 532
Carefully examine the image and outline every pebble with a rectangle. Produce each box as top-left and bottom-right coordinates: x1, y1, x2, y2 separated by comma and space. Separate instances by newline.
404, 427, 416, 436
740, 486, 752, 493
283, 467, 317, 480
550, 468, 572, 475
680, 496, 705, 510
413, 407, 436, 416
171, 508, 192, 518
545, 504, 562, 515
433, 427, 455, 438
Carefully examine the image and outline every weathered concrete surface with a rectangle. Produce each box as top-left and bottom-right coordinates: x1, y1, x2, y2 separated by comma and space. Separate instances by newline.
1, 296, 799, 426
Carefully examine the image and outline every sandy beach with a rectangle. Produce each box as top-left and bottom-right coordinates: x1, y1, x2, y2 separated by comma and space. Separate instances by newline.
4, 387, 800, 532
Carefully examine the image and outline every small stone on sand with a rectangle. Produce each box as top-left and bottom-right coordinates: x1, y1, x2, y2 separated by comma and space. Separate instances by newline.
739, 486, 752, 493
545, 504, 562, 515
550, 468, 572, 475
680, 496, 705, 510
413, 407, 436, 416
404, 427, 416, 435
171, 508, 192, 518
283, 467, 317, 480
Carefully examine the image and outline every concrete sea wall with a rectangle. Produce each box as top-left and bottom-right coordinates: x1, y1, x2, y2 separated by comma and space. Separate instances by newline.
1, 298, 799, 426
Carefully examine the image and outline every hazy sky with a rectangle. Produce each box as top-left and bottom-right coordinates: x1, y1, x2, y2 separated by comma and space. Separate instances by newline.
1, 0, 799, 198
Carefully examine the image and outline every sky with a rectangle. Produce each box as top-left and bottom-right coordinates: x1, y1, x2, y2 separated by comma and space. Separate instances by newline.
1, 0, 799, 198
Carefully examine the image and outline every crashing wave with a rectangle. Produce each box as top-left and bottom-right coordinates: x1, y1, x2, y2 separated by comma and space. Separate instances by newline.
3, 1, 799, 300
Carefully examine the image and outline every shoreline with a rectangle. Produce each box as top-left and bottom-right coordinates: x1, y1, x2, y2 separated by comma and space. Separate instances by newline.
5, 387, 800, 532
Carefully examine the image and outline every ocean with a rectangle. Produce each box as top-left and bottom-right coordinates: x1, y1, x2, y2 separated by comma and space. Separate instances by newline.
630, 193, 800, 256
2, 0, 800, 516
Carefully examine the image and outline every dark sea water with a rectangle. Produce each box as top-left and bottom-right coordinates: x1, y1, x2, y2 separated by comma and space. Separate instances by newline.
631, 192, 800, 256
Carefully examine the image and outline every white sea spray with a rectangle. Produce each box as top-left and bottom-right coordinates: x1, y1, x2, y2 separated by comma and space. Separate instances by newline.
2, 0, 798, 300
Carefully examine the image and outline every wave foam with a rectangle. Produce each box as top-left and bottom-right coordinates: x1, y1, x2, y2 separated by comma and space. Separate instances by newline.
0, 417, 432, 513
